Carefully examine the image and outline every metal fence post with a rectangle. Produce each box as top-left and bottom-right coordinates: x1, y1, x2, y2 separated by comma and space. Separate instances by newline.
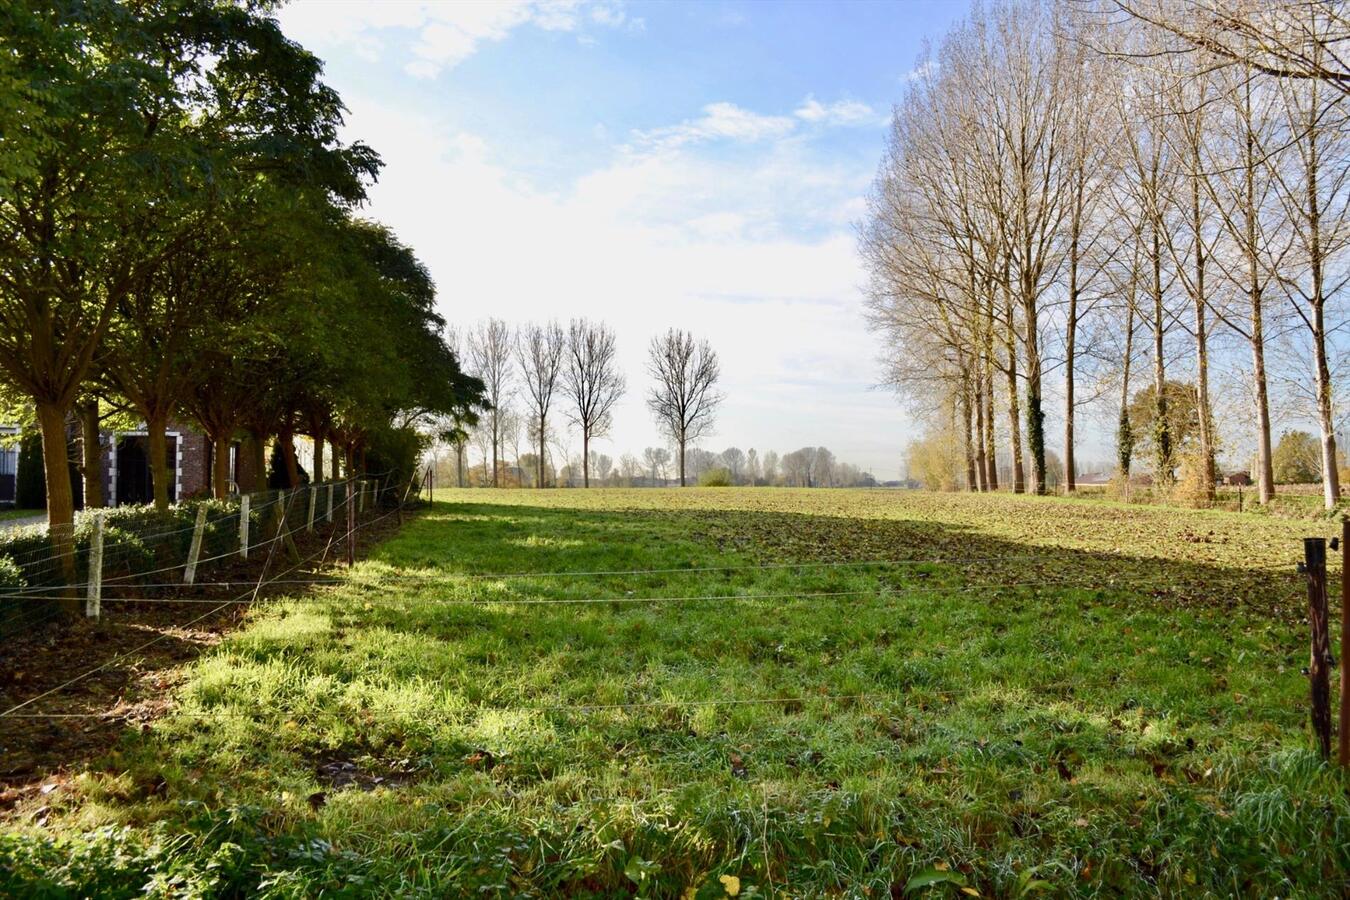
184, 504, 208, 585
1304, 536, 1332, 759
239, 494, 250, 560
85, 513, 103, 620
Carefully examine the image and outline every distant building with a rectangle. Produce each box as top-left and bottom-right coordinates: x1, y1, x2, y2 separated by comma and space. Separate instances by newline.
1, 417, 259, 508
1225, 472, 1252, 487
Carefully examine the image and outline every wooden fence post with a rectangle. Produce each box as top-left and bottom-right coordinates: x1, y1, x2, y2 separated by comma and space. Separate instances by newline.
183, 505, 208, 585
307, 485, 317, 532
85, 513, 103, 620
1341, 519, 1349, 768
346, 480, 356, 566
239, 494, 250, 560
327, 483, 334, 523
1305, 536, 1332, 759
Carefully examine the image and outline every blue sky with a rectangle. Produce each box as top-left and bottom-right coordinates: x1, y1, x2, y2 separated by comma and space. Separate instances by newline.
276, 0, 971, 476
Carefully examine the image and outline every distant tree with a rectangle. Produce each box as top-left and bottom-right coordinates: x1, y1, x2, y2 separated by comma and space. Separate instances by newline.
469, 319, 514, 486
1273, 430, 1321, 484
746, 448, 760, 485
643, 446, 671, 484
562, 319, 626, 487
618, 453, 641, 486
646, 329, 723, 486
762, 450, 780, 485
812, 447, 836, 487
589, 451, 614, 484
1126, 381, 1200, 475
906, 426, 962, 491
721, 447, 746, 484
516, 321, 565, 490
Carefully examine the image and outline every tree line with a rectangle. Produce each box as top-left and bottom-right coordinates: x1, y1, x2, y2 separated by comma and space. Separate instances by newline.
436, 319, 876, 488
0, 2, 483, 585
861, 0, 1350, 508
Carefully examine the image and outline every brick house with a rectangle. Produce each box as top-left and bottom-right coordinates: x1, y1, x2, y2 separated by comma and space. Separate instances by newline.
1, 418, 263, 508
102, 419, 262, 504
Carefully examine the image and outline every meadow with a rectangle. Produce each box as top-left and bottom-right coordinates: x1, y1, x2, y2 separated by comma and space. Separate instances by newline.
1, 488, 1347, 897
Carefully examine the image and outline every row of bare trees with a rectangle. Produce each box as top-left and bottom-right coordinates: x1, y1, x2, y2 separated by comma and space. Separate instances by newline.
445, 323, 725, 488
862, 0, 1350, 508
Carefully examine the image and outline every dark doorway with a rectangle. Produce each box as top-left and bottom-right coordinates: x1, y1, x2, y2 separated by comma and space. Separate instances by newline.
115, 435, 177, 506
0, 443, 15, 505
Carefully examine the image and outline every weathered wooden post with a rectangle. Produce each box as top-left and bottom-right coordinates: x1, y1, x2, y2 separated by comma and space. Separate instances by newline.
1341, 519, 1349, 768
85, 512, 103, 620
1305, 537, 1332, 759
239, 494, 250, 560
346, 480, 356, 566
307, 485, 317, 532
327, 483, 334, 523
184, 505, 208, 585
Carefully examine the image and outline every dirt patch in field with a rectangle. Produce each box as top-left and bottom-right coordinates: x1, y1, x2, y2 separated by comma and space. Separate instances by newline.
0, 505, 411, 803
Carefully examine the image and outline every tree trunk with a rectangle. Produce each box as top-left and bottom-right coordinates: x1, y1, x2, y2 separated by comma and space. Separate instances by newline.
1250, 285, 1275, 503
973, 379, 988, 491
79, 401, 104, 509
1152, 228, 1171, 489
1023, 295, 1045, 495
213, 434, 232, 498
1003, 297, 1025, 493
36, 400, 78, 611
983, 305, 998, 491
456, 442, 465, 487
146, 411, 171, 512
1065, 258, 1078, 493
330, 440, 342, 481
250, 431, 267, 493
279, 431, 301, 488
582, 433, 590, 488
679, 442, 687, 487
540, 421, 548, 489
960, 384, 977, 492
1191, 148, 1215, 502
491, 412, 500, 487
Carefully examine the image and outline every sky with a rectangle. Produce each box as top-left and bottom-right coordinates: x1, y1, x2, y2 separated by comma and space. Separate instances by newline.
274, 0, 972, 478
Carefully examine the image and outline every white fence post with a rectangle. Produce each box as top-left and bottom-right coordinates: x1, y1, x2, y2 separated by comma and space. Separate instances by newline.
307, 485, 317, 532
85, 513, 103, 620
326, 483, 334, 523
184, 504, 208, 585
239, 494, 250, 559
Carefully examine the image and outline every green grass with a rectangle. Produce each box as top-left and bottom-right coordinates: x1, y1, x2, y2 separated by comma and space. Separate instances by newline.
3, 488, 1348, 897
0, 507, 39, 523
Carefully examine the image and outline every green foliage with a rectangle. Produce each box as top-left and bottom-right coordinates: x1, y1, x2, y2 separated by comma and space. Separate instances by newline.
1272, 430, 1321, 484
698, 466, 733, 487
1115, 407, 1133, 476
15, 431, 44, 509
0, 554, 24, 590
363, 426, 427, 504
1026, 390, 1046, 492
268, 443, 310, 490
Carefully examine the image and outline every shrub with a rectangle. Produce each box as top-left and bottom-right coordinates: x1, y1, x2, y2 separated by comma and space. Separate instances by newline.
699, 467, 733, 487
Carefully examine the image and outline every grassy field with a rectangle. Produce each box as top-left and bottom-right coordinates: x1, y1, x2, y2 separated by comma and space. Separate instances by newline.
2, 488, 1347, 897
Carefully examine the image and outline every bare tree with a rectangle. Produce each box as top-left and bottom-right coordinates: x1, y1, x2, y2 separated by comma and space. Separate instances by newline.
468, 318, 513, 487
642, 446, 671, 484
646, 329, 723, 486
1110, 0, 1350, 95
516, 321, 565, 489
562, 319, 626, 487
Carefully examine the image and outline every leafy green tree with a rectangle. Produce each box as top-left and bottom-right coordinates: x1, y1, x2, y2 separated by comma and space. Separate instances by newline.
1273, 430, 1321, 484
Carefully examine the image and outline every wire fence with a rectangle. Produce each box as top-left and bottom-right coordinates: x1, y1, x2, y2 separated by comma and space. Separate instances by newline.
0, 479, 1320, 770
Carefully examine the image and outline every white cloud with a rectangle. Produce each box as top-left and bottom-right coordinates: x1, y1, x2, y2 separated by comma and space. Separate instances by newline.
793, 96, 877, 126
632, 102, 797, 150
276, 0, 629, 78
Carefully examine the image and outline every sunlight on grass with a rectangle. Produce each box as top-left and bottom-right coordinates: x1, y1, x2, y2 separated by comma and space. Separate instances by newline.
3, 488, 1346, 896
